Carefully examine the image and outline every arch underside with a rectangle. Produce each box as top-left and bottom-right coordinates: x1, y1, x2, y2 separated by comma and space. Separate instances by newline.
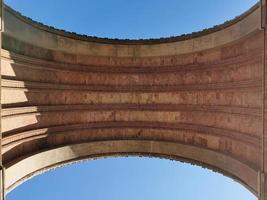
1, 2, 265, 198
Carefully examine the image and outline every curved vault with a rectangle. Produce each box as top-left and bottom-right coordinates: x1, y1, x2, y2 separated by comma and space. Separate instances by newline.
1, 1, 267, 199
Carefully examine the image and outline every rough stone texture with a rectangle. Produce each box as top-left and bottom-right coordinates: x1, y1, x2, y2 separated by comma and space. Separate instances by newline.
0, 2, 266, 199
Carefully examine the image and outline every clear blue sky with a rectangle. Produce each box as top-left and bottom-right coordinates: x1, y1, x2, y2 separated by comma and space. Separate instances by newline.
5, 0, 258, 200
7, 157, 256, 200
5, 0, 258, 39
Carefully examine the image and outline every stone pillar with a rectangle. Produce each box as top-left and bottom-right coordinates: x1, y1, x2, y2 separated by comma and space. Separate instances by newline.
0, 1, 3, 200
261, 0, 267, 199
260, 0, 267, 199
258, 172, 267, 200
0, 167, 4, 200
262, 0, 267, 27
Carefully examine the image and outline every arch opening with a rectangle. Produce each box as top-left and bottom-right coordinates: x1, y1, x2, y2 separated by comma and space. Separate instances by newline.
6, 155, 257, 200
3, 0, 259, 40
4, 140, 259, 196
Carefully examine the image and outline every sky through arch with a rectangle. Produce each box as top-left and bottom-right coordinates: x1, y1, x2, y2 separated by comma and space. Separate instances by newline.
7, 157, 257, 200
5, 0, 258, 39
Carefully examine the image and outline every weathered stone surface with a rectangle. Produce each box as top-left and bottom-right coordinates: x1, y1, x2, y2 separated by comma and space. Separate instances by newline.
1, 2, 266, 199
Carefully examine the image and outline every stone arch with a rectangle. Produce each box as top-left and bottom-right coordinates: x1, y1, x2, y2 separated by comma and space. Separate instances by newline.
5, 140, 259, 195
1, 1, 267, 199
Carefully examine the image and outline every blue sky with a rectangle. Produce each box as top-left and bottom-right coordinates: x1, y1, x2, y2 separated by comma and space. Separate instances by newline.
5, 0, 258, 200
5, 0, 258, 39
7, 157, 256, 200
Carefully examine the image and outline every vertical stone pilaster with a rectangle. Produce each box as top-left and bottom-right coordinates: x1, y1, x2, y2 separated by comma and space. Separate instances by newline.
261, 0, 267, 199
0, 1, 3, 200
0, 167, 4, 200
261, 0, 267, 28
257, 172, 267, 200
260, 1, 267, 200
